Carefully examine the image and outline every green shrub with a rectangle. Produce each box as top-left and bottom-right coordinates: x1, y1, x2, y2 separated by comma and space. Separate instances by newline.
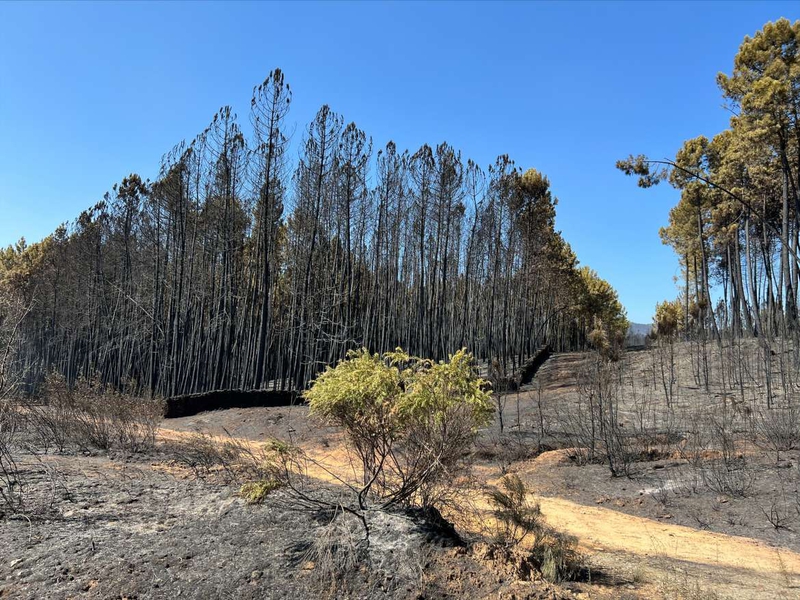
487, 474, 541, 547
240, 479, 284, 504
305, 348, 492, 507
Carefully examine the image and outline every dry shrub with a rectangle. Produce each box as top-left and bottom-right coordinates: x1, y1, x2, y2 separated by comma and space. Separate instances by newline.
1, 400, 67, 518
165, 432, 244, 481
661, 565, 727, 600
475, 432, 541, 475
760, 468, 800, 532
0, 293, 27, 403
563, 356, 636, 477
299, 508, 435, 599
687, 412, 754, 498
676, 408, 757, 498
110, 391, 163, 452
167, 430, 295, 486
23, 390, 73, 453
0, 400, 22, 513
754, 405, 800, 461
31, 373, 163, 453
487, 474, 584, 583
532, 527, 583, 584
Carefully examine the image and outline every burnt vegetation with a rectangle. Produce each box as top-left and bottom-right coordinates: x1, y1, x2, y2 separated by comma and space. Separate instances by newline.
0, 68, 625, 598
0, 68, 625, 400
2, 16, 800, 600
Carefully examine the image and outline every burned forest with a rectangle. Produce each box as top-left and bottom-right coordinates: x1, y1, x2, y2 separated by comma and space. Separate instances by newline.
1, 69, 625, 399
2, 8, 800, 600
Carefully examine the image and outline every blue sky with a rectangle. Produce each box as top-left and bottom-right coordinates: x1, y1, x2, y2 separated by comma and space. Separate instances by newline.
1, 1, 797, 323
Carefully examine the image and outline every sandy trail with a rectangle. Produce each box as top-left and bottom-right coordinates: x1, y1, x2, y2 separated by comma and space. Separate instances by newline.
536, 495, 799, 574
158, 425, 800, 596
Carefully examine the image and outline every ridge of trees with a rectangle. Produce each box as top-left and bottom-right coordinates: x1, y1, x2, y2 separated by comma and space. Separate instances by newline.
1, 69, 626, 397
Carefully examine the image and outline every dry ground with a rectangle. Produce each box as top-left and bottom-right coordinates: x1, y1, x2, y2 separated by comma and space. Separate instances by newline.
3, 345, 800, 599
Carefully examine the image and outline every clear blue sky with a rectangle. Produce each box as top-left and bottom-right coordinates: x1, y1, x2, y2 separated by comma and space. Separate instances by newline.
1, 1, 797, 323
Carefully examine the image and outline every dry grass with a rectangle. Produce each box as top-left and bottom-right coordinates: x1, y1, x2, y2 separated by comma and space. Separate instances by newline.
302, 509, 369, 597
162, 429, 291, 485
21, 374, 164, 454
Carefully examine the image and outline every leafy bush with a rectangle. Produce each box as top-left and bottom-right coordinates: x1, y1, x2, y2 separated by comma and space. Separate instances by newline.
305, 348, 492, 507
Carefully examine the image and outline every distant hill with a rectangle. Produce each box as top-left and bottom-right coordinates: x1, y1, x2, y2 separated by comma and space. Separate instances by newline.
628, 322, 652, 337
625, 322, 651, 347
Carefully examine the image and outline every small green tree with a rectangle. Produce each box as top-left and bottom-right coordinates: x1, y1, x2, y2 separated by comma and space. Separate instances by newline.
576, 267, 628, 360
305, 348, 493, 508
653, 299, 684, 407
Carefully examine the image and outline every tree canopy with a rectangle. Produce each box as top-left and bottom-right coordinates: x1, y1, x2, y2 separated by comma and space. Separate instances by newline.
619, 18, 800, 340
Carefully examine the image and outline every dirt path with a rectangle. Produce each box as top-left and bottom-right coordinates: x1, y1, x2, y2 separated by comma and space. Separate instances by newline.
158, 423, 800, 598
496, 495, 800, 599
533, 495, 800, 576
